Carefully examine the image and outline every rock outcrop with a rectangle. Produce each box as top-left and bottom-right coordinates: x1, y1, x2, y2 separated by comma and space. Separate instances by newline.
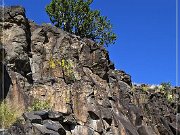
0, 6, 179, 135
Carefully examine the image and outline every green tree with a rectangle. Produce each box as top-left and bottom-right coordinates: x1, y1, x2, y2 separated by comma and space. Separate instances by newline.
46, 0, 116, 46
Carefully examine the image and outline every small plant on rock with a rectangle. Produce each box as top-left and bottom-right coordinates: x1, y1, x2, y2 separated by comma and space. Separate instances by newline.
28, 99, 51, 111
141, 84, 149, 92
0, 102, 20, 128
48, 57, 76, 83
158, 82, 175, 103
142, 86, 149, 92
61, 59, 75, 81
166, 93, 174, 103
160, 82, 171, 91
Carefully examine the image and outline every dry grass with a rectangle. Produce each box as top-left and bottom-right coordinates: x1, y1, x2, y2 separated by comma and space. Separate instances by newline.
0, 102, 21, 128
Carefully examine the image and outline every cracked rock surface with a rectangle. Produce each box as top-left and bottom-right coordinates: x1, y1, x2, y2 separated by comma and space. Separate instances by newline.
0, 6, 179, 135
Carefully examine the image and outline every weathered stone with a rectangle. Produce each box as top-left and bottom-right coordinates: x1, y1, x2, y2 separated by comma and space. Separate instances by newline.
169, 122, 180, 135
23, 112, 42, 124
7, 125, 25, 135
100, 108, 112, 126
88, 111, 100, 120
43, 120, 66, 134
34, 110, 49, 120
71, 125, 96, 135
128, 104, 143, 126
137, 125, 156, 135
108, 69, 132, 86
0, 129, 11, 135
63, 114, 77, 125
87, 119, 104, 133
32, 123, 59, 135
48, 111, 64, 122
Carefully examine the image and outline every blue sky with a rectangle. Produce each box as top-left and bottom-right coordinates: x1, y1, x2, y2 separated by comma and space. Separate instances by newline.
3, 0, 179, 86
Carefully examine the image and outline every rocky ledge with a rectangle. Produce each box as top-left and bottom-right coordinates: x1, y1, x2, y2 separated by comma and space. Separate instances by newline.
0, 6, 179, 135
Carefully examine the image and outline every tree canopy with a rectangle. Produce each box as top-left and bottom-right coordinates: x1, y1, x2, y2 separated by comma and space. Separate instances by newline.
46, 0, 116, 46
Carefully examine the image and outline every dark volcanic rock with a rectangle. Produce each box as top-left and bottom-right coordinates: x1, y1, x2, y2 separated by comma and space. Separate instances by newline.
43, 120, 66, 134
34, 110, 49, 120
32, 123, 60, 135
23, 112, 42, 124
48, 111, 64, 122
0, 6, 179, 135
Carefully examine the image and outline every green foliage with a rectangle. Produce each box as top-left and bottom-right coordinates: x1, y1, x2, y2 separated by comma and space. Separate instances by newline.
141, 85, 149, 92
46, 0, 116, 46
132, 83, 175, 103
49, 57, 75, 82
157, 82, 171, 94
61, 59, 75, 80
0, 103, 19, 128
49, 56, 56, 69
155, 82, 175, 103
166, 93, 173, 102
160, 82, 171, 91
28, 99, 51, 111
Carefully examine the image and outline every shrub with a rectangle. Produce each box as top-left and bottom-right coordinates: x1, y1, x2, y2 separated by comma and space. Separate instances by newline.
166, 93, 174, 102
49, 57, 75, 82
28, 99, 51, 111
0, 102, 20, 128
141, 86, 149, 91
158, 82, 175, 103
61, 59, 75, 79
160, 82, 171, 91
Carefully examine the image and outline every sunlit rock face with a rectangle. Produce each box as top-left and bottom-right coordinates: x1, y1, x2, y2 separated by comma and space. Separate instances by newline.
0, 6, 179, 135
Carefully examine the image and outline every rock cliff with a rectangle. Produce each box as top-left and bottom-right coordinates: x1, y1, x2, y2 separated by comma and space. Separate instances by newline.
0, 6, 179, 135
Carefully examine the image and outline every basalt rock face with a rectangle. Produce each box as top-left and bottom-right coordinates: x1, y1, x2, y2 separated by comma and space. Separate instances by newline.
0, 6, 179, 135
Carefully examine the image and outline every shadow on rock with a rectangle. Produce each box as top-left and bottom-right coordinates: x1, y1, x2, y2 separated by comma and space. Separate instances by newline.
0, 62, 12, 101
